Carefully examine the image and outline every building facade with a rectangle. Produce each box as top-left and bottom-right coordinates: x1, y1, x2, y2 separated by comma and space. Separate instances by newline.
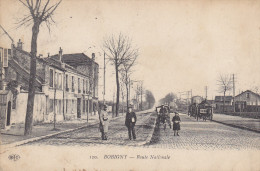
0, 41, 99, 129
234, 90, 260, 106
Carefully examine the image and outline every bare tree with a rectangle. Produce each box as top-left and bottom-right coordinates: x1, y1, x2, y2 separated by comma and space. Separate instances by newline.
119, 53, 137, 111
18, 0, 62, 135
119, 77, 126, 113
217, 74, 233, 112
103, 34, 138, 116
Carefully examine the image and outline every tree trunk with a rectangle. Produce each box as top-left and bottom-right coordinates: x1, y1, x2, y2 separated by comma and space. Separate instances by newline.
24, 22, 40, 136
125, 71, 129, 112
115, 63, 120, 117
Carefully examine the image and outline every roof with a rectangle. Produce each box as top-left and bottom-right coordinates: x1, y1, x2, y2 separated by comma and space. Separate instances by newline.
215, 96, 233, 102
235, 90, 260, 98
8, 59, 42, 87
50, 53, 98, 67
42, 57, 89, 77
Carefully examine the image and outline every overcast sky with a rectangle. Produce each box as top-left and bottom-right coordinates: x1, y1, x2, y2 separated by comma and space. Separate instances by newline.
1, 0, 260, 101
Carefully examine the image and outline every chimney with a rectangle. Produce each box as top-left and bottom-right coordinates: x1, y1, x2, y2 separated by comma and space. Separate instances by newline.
59, 47, 63, 61
92, 53, 95, 61
17, 39, 23, 50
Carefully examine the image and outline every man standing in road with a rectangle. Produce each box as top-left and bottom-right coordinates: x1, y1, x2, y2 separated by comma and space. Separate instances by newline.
125, 106, 137, 140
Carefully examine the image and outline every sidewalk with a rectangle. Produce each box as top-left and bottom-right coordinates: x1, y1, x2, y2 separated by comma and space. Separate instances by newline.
0, 110, 151, 149
0, 115, 100, 146
212, 113, 260, 133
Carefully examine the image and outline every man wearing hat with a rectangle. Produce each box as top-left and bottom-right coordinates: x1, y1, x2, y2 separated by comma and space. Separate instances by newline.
99, 104, 109, 140
125, 105, 137, 140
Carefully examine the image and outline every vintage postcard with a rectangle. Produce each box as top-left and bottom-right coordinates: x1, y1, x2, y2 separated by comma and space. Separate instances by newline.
0, 0, 259, 170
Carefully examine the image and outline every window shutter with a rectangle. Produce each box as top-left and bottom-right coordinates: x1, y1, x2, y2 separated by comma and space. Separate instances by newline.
3, 48, 8, 67
0, 48, 3, 62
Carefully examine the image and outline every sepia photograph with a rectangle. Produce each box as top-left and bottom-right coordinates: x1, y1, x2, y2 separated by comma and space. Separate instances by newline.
0, 0, 260, 170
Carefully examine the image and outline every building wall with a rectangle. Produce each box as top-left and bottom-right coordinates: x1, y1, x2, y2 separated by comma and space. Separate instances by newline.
234, 91, 260, 105
13, 92, 46, 124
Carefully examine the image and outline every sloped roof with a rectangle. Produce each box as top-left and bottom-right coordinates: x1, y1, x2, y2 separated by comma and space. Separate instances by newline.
8, 59, 42, 88
235, 90, 260, 98
42, 57, 90, 78
215, 96, 233, 102
50, 53, 98, 67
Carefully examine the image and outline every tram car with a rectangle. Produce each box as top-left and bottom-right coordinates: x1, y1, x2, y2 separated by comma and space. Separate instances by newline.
197, 100, 213, 121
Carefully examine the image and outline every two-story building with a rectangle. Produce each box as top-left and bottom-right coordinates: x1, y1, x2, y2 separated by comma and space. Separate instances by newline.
0, 40, 99, 129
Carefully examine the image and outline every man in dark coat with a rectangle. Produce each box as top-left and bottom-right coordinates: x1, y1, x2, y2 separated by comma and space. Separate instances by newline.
125, 106, 137, 140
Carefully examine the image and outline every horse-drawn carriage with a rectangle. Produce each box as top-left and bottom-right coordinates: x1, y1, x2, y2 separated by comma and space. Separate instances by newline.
188, 100, 213, 121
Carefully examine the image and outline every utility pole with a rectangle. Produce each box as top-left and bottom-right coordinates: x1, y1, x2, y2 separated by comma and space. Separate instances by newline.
187, 91, 190, 105
205, 86, 208, 100
140, 82, 143, 111
233, 74, 235, 112
191, 89, 193, 103
103, 52, 106, 104
129, 78, 131, 106
113, 90, 115, 118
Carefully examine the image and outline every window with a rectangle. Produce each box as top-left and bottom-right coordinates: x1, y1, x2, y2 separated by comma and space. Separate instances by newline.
58, 73, 62, 89
3, 48, 8, 67
83, 79, 85, 93
55, 72, 58, 88
65, 99, 69, 113
246, 93, 250, 98
83, 100, 85, 112
0, 48, 2, 62
86, 80, 88, 92
72, 100, 74, 113
72, 76, 74, 92
49, 69, 54, 87
78, 78, 81, 93
66, 74, 68, 91
49, 99, 54, 113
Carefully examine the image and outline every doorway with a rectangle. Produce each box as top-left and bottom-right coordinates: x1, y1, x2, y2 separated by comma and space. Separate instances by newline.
6, 101, 11, 126
77, 98, 81, 118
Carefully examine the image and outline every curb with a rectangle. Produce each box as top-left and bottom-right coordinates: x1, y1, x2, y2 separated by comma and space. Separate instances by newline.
211, 119, 260, 134
137, 113, 157, 146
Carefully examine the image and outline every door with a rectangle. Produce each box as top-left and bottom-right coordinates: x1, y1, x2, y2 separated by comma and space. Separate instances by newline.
77, 98, 81, 118
6, 101, 11, 126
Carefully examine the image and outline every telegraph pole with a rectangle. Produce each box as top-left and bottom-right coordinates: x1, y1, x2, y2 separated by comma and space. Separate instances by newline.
140, 82, 143, 110
129, 78, 131, 106
103, 52, 106, 104
205, 86, 208, 100
233, 74, 235, 112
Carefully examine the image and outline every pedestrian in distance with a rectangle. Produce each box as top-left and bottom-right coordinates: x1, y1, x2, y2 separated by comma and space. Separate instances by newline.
99, 104, 109, 140
125, 106, 137, 140
172, 112, 181, 136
